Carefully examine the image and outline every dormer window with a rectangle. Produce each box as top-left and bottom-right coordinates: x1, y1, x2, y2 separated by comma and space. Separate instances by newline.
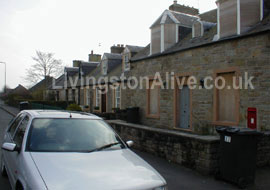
124, 53, 130, 71
192, 20, 216, 38
217, 0, 262, 39
150, 9, 198, 55
122, 47, 131, 72
102, 60, 108, 75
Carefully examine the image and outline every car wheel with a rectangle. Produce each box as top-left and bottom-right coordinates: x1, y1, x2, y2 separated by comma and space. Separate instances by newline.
1, 156, 7, 177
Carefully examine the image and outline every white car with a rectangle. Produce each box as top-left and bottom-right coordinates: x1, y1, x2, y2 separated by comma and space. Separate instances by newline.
1, 110, 167, 190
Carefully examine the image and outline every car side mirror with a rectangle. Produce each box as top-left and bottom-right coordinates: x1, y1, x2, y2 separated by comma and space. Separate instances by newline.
2, 143, 18, 152
126, 140, 134, 148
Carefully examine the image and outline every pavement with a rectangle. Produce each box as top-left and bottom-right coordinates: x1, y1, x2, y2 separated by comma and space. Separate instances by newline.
0, 101, 13, 190
0, 100, 269, 190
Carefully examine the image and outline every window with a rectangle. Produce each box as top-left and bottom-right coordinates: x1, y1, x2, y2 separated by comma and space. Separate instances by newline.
146, 79, 160, 118
95, 87, 100, 108
124, 54, 130, 71
85, 88, 90, 106
65, 89, 68, 101
102, 61, 107, 75
26, 119, 125, 152
72, 89, 76, 102
114, 85, 121, 109
13, 116, 29, 147
8, 114, 24, 137
214, 69, 239, 126
56, 91, 60, 101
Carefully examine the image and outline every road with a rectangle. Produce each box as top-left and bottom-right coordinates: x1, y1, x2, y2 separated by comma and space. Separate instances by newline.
0, 105, 269, 190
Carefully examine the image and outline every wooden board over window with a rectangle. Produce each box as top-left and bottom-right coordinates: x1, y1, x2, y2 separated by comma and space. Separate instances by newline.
146, 79, 160, 119
213, 68, 240, 126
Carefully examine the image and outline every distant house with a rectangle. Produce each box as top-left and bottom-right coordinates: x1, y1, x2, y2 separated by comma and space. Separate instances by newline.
7, 84, 31, 98
62, 51, 102, 108
29, 76, 54, 100
47, 74, 66, 101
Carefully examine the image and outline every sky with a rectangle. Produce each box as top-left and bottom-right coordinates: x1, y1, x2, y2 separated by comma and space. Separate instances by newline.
0, 0, 217, 89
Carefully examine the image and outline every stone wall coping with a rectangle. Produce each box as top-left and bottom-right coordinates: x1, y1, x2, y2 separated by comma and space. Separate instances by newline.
107, 120, 220, 143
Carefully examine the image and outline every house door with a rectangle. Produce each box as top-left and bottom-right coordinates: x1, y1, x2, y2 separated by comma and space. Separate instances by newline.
101, 92, 106, 113
178, 85, 190, 129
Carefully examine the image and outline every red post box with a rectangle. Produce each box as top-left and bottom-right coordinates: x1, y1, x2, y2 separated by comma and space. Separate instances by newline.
247, 108, 257, 129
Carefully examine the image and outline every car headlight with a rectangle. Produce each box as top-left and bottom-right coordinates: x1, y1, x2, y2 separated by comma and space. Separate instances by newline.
153, 186, 168, 190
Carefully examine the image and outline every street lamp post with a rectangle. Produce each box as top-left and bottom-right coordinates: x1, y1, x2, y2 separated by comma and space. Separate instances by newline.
0, 62, 6, 94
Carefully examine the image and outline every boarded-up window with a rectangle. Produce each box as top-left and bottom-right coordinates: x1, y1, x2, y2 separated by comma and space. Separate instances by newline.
193, 22, 202, 38
151, 26, 161, 54
216, 72, 238, 124
147, 80, 160, 118
164, 23, 176, 50
240, 0, 261, 33
219, 0, 237, 38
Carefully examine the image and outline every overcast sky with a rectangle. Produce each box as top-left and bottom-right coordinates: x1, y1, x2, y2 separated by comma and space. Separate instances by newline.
0, 0, 217, 89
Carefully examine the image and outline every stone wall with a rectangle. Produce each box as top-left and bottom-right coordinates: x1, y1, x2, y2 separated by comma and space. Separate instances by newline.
108, 120, 270, 175
108, 120, 220, 175
257, 132, 270, 167
122, 32, 270, 133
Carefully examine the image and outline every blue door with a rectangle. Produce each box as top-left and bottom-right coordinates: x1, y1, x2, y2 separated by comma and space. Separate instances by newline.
179, 85, 190, 129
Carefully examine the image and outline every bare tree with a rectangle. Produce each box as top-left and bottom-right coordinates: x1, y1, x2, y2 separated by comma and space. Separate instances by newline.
24, 50, 63, 86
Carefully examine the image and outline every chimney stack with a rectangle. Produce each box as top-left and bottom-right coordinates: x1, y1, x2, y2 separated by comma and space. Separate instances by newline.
111, 44, 124, 54
88, 50, 101, 62
169, 1, 199, 15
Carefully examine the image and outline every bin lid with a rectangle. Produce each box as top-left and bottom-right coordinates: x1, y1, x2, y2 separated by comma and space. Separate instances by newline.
216, 126, 262, 136
20, 101, 29, 104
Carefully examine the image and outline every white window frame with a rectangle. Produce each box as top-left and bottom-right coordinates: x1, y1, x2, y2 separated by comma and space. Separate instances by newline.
115, 85, 121, 108
95, 88, 100, 108
85, 88, 90, 106
124, 53, 130, 71
102, 61, 107, 75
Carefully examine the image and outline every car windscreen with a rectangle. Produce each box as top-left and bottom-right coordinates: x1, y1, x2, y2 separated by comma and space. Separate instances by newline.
26, 119, 125, 152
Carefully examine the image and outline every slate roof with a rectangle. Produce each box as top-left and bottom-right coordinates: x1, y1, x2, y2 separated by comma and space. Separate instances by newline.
151, 10, 199, 28
66, 52, 123, 87
131, 13, 270, 62
81, 64, 98, 76
29, 76, 54, 92
65, 67, 79, 77
126, 45, 144, 53
199, 9, 217, 23
103, 53, 122, 60
9, 84, 31, 96
48, 74, 65, 90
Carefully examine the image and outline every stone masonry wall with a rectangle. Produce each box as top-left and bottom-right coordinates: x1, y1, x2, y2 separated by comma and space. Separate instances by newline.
108, 121, 270, 175
122, 32, 270, 133
109, 120, 220, 175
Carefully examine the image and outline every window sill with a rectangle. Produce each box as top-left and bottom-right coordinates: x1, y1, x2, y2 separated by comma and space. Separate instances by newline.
146, 114, 160, 119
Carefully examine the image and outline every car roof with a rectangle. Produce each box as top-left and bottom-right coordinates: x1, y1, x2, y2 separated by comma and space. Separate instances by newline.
20, 110, 102, 120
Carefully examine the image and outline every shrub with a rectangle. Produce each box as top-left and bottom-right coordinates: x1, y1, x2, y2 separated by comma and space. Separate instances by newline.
67, 104, 82, 111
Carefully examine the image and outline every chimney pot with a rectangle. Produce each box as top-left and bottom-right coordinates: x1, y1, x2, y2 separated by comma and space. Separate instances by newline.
91, 50, 93, 55
174, 0, 177, 5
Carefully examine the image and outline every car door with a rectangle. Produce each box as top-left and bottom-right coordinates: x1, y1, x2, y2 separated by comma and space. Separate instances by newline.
8, 115, 30, 186
3, 113, 25, 184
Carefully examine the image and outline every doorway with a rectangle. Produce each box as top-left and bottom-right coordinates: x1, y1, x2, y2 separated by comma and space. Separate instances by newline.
178, 85, 190, 129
